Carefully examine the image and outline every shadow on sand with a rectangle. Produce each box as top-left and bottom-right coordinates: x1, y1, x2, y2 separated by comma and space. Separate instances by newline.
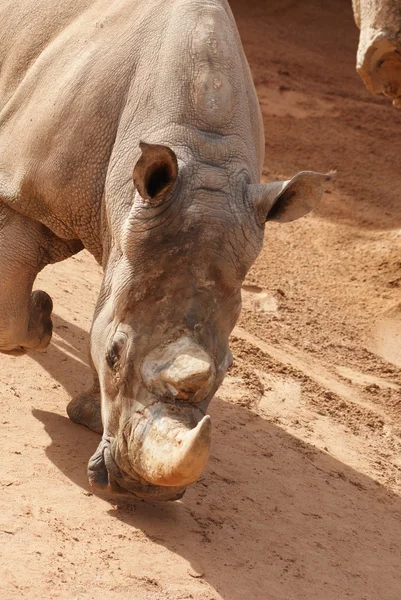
31, 315, 401, 600
32, 313, 92, 399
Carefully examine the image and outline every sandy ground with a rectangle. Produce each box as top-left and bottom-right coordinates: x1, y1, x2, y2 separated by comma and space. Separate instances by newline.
1, 1, 401, 599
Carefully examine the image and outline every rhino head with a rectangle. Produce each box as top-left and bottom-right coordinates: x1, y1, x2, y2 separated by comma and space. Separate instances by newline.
86, 141, 330, 501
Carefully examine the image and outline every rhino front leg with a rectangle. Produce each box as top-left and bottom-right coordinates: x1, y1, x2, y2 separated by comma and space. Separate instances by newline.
0, 204, 55, 355
67, 376, 103, 435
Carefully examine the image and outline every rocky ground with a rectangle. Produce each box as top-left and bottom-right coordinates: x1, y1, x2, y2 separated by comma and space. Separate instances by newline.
1, 1, 401, 598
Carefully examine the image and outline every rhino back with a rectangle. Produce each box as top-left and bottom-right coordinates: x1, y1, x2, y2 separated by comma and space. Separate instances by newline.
0, 0, 96, 107
0, 0, 263, 260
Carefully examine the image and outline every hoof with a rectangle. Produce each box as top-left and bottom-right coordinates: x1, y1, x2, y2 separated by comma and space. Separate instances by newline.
29, 290, 53, 351
67, 390, 103, 435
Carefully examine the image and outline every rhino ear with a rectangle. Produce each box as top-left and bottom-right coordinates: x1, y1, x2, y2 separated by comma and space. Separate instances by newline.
248, 171, 334, 224
133, 142, 178, 202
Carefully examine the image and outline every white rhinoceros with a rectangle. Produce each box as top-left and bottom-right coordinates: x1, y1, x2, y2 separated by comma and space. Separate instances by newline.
0, 0, 329, 500
352, 0, 401, 107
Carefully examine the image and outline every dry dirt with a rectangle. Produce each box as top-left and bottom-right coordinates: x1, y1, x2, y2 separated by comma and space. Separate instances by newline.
1, 1, 401, 599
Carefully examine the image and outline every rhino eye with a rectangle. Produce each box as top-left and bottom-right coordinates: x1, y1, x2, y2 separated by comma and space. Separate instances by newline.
106, 332, 127, 370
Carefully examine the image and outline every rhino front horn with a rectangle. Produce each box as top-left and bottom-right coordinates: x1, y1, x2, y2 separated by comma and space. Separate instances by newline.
127, 403, 211, 487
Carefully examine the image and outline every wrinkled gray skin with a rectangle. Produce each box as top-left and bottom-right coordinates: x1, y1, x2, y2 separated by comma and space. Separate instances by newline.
352, 0, 401, 107
0, 0, 329, 500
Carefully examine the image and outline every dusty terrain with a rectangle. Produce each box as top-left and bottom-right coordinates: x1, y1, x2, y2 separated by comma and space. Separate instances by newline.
1, 1, 401, 598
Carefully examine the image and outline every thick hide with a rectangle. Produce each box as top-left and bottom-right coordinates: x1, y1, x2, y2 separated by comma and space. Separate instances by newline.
0, 0, 331, 500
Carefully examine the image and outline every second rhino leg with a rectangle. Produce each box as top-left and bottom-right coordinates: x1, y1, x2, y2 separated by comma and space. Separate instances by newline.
66, 370, 103, 435
0, 204, 54, 354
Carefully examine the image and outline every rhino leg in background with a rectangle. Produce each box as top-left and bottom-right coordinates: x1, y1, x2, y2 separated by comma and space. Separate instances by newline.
0, 203, 83, 355
0, 204, 54, 355
66, 375, 103, 435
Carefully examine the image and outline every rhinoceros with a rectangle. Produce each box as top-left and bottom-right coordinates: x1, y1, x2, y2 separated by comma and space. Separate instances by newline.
352, 0, 401, 107
0, 0, 329, 500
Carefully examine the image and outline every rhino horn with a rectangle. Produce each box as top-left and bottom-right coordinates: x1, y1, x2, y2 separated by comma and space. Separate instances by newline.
133, 141, 178, 202
248, 170, 334, 223
127, 404, 211, 487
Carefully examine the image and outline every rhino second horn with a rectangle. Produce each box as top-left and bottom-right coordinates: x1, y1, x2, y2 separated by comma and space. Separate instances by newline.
161, 352, 213, 397
141, 336, 215, 399
129, 410, 211, 487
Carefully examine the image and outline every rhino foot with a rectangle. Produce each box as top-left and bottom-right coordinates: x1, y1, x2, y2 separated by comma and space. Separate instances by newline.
67, 389, 103, 435
0, 289, 53, 355
28, 290, 53, 350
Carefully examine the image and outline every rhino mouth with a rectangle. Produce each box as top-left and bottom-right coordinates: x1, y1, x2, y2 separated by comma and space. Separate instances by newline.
88, 437, 186, 501
87, 397, 212, 501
